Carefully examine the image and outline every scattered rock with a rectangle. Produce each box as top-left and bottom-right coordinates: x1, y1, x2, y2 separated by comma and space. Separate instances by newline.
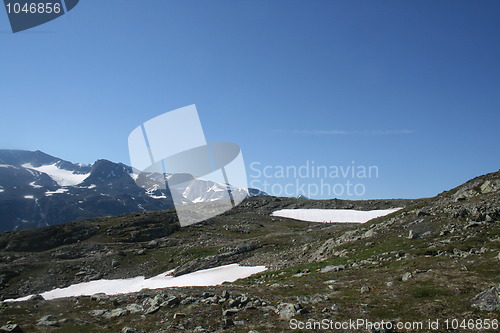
105, 308, 127, 319
28, 294, 44, 301
89, 309, 107, 317
363, 229, 377, 238
121, 327, 145, 333
296, 294, 328, 304
91, 293, 109, 301
162, 296, 180, 307
36, 315, 59, 327
360, 286, 371, 294
222, 308, 240, 316
402, 272, 413, 281
416, 210, 430, 217
144, 305, 160, 315
320, 265, 346, 273
221, 318, 234, 329
125, 303, 143, 313
0, 324, 22, 332
407, 230, 420, 239
276, 303, 302, 320
471, 284, 500, 312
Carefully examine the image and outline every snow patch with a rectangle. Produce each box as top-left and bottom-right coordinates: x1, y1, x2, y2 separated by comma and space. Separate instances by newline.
150, 195, 167, 199
22, 163, 89, 186
272, 208, 401, 223
24, 195, 34, 199
6, 263, 266, 302
45, 188, 69, 196
29, 181, 43, 189
0, 164, 15, 168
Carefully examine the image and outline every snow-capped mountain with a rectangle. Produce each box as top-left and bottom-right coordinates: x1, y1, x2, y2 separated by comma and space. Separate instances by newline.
0, 150, 265, 231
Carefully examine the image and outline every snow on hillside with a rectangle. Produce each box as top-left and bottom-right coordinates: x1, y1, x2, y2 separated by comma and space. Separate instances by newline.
7, 264, 267, 302
22, 163, 90, 186
45, 188, 69, 196
272, 208, 401, 223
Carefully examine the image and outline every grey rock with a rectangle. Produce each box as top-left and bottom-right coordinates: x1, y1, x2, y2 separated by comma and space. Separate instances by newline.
146, 240, 159, 249
360, 286, 371, 293
144, 305, 160, 314
0, 324, 22, 332
222, 308, 240, 316
296, 295, 328, 304
320, 265, 345, 273
90, 293, 109, 301
162, 296, 180, 307
402, 272, 413, 281
180, 296, 197, 305
276, 303, 301, 320
228, 298, 240, 308
221, 318, 234, 328
480, 180, 500, 193
407, 230, 420, 239
471, 284, 500, 312
125, 303, 143, 313
89, 309, 107, 317
89, 273, 103, 280
416, 210, 430, 217
121, 327, 145, 333
36, 315, 59, 327
363, 229, 377, 238
104, 308, 127, 319
28, 294, 44, 301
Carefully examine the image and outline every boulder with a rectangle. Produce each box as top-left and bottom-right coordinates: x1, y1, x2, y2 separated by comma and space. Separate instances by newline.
276, 303, 302, 320
471, 284, 500, 312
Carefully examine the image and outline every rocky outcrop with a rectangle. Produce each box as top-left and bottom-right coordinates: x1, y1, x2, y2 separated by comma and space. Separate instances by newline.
472, 284, 500, 312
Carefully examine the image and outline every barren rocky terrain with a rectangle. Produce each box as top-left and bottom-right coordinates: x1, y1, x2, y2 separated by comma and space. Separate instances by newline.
0, 171, 498, 332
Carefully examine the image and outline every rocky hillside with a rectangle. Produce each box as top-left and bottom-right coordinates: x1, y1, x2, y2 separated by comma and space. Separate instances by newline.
0, 171, 498, 332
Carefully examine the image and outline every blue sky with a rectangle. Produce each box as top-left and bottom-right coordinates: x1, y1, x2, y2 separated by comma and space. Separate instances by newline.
1, 1, 499, 199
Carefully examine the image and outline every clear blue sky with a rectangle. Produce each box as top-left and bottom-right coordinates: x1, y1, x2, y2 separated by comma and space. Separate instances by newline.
1, 1, 499, 199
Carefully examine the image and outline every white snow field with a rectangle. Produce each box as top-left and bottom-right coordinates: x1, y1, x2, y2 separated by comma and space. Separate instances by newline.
22, 163, 90, 186
7, 264, 266, 302
271, 208, 401, 223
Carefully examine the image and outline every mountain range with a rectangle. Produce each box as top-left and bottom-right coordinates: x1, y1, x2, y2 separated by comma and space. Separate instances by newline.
0, 150, 265, 232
